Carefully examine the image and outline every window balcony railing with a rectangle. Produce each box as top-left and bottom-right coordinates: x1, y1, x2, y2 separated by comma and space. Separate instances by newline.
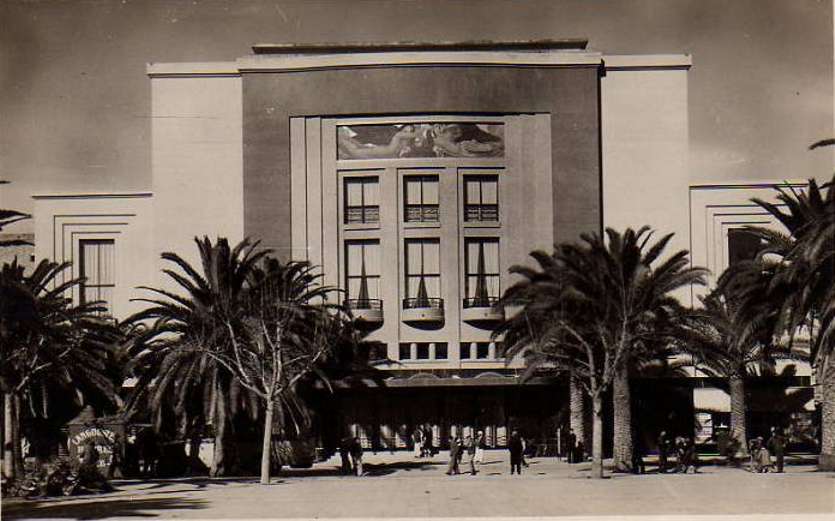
401, 297, 444, 323
464, 204, 499, 222
345, 298, 383, 324
403, 297, 444, 309
461, 296, 503, 322
462, 296, 500, 308
404, 204, 440, 223
345, 298, 383, 310
345, 206, 380, 224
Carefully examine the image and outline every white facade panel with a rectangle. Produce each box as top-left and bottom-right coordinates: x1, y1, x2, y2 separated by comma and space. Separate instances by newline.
150, 75, 244, 292
601, 65, 691, 302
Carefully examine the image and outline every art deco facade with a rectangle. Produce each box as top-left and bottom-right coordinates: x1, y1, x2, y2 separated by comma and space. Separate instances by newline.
30, 40, 812, 449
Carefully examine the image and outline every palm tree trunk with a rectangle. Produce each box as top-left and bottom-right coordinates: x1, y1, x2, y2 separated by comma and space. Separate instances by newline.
12, 393, 22, 476
591, 392, 604, 479
211, 380, 229, 477
3, 392, 14, 479
729, 376, 748, 457
819, 358, 835, 470
260, 399, 275, 485
569, 372, 586, 450
612, 368, 633, 472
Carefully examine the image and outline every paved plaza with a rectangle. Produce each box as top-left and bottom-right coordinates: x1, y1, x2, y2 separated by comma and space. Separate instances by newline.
4, 451, 835, 519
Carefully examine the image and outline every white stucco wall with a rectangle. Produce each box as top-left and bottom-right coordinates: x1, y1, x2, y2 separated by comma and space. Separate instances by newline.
32, 192, 155, 321
601, 55, 692, 302
148, 64, 244, 292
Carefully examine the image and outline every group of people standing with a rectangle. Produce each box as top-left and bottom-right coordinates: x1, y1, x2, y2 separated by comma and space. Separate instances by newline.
655, 426, 787, 474
412, 425, 437, 459
747, 427, 786, 473
563, 428, 586, 464
656, 431, 699, 474
338, 436, 364, 476
445, 430, 487, 475
445, 430, 529, 476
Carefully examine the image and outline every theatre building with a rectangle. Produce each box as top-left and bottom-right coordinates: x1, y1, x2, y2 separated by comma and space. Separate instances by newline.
30, 40, 813, 451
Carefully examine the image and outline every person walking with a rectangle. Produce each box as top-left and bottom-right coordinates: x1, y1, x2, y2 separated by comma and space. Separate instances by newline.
748, 437, 762, 472
509, 430, 524, 475
412, 427, 423, 459
349, 436, 364, 476
657, 430, 670, 473
339, 436, 354, 474
674, 436, 690, 473
756, 437, 772, 473
446, 436, 461, 475
767, 427, 786, 473
682, 437, 699, 474
423, 424, 435, 457
475, 431, 486, 467
631, 432, 646, 475
465, 435, 478, 475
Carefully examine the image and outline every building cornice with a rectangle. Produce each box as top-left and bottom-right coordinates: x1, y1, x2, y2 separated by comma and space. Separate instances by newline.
32, 191, 154, 200
147, 62, 240, 78
689, 180, 807, 190
146, 49, 692, 77
603, 54, 692, 70
236, 50, 603, 73
251, 39, 589, 54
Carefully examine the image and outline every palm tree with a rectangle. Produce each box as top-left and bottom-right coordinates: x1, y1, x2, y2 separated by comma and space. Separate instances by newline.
125, 236, 269, 477
0, 258, 119, 480
680, 276, 792, 456
498, 227, 706, 477
578, 228, 705, 472
742, 176, 835, 468
494, 251, 592, 457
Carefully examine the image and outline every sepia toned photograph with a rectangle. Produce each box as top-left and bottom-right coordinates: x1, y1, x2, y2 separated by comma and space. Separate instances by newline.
1, 1, 834, 519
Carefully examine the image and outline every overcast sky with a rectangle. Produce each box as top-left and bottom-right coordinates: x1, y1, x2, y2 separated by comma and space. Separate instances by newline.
0, 0, 832, 232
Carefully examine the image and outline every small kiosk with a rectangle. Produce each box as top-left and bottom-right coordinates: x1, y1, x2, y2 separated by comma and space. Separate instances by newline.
65, 406, 127, 478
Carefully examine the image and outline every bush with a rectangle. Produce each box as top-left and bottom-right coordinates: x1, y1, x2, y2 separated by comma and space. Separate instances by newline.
0, 457, 113, 498
272, 439, 316, 469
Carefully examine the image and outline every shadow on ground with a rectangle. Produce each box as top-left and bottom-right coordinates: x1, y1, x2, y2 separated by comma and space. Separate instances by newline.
275, 459, 447, 478
3, 497, 208, 520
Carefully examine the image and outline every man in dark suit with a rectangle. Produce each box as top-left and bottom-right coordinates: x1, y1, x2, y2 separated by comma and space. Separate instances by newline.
566, 428, 577, 464
657, 430, 670, 473
767, 427, 787, 473
509, 430, 524, 475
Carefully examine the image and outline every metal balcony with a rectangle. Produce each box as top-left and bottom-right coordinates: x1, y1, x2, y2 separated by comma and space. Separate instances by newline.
461, 296, 504, 322
401, 297, 445, 323
345, 299, 384, 324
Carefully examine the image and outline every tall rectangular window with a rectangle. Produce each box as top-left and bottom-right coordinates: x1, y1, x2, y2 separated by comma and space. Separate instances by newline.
79, 239, 115, 315
404, 175, 439, 222
404, 239, 441, 305
464, 175, 499, 222
728, 229, 762, 267
344, 177, 379, 224
345, 240, 381, 305
464, 238, 500, 307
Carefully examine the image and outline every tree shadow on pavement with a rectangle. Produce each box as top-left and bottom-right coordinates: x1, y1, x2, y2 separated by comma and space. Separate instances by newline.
3, 497, 208, 520
278, 460, 446, 478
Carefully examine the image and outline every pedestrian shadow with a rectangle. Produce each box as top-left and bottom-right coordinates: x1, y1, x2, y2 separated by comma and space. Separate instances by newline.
364, 460, 447, 476
275, 460, 445, 478
2, 497, 208, 520
116, 476, 261, 489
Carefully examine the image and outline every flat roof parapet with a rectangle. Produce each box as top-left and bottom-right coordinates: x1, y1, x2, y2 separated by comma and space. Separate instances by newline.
252, 39, 589, 55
